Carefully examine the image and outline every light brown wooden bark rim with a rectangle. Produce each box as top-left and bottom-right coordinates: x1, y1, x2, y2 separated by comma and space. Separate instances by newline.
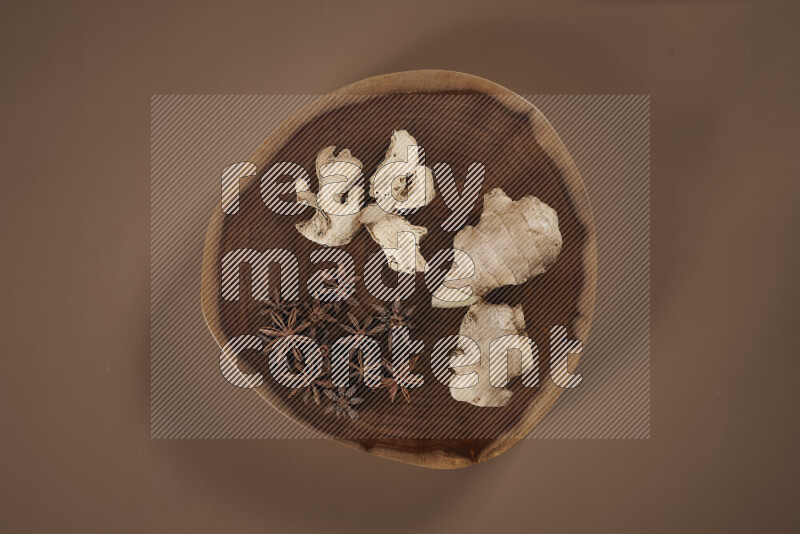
200, 70, 597, 469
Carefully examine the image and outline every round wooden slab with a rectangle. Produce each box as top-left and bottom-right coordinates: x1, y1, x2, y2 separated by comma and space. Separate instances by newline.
201, 70, 597, 468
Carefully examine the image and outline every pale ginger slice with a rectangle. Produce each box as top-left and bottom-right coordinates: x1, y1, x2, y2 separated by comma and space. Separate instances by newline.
359, 204, 428, 273
358, 130, 435, 273
432, 188, 562, 308
449, 300, 531, 407
295, 146, 365, 246
368, 130, 436, 213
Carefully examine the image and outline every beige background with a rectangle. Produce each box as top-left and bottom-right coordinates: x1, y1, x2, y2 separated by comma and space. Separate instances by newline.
1, 1, 798, 532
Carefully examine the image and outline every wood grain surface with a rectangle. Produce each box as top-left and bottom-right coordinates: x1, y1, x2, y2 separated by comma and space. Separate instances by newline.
201, 70, 597, 468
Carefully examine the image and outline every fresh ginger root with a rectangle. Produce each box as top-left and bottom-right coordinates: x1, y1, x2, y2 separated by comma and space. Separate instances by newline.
432, 188, 562, 307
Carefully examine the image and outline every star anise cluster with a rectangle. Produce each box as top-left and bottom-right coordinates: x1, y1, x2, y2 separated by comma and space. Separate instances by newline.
257, 286, 421, 419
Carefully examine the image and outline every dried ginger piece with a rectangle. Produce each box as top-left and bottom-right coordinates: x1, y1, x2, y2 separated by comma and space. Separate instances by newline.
361, 130, 436, 273
295, 146, 365, 246
449, 300, 531, 407
432, 188, 562, 307
359, 204, 428, 273
367, 130, 436, 213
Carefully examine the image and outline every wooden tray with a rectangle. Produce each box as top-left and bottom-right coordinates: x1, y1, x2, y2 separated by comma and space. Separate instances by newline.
201, 70, 597, 468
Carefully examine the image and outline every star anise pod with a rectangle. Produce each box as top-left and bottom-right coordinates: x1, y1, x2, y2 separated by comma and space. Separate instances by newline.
323, 386, 363, 420
349, 348, 383, 386
288, 376, 336, 405
339, 313, 386, 337
373, 300, 416, 329
286, 346, 335, 405
319, 343, 332, 361
304, 299, 337, 337
373, 300, 417, 352
259, 308, 310, 351
258, 287, 299, 318
381, 356, 424, 403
